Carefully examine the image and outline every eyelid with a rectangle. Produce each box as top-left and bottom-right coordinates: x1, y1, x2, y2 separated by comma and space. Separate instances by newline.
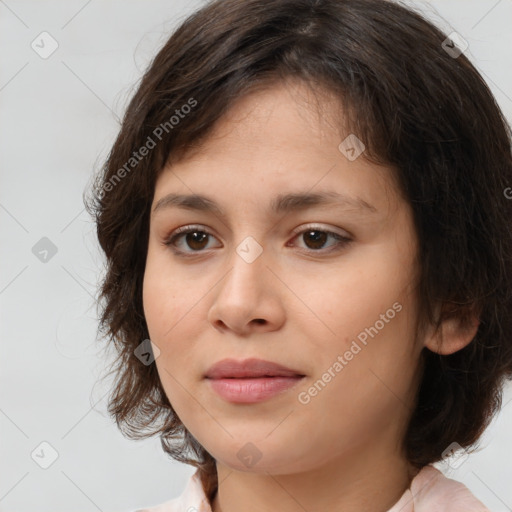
164, 224, 219, 245
163, 223, 352, 256
289, 223, 351, 239
171, 224, 213, 236
166, 221, 349, 237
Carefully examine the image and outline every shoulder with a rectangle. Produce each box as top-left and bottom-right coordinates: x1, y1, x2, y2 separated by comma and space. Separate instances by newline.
135, 470, 212, 512
399, 465, 490, 512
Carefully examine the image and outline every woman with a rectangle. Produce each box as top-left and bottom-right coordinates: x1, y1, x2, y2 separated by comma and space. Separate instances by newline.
88, 0, 512, 510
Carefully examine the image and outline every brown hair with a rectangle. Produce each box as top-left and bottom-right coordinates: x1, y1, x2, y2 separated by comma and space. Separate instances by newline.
87, 0, 512, 501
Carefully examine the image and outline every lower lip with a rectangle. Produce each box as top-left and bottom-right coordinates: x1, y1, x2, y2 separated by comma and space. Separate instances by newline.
207, 376, 304, 403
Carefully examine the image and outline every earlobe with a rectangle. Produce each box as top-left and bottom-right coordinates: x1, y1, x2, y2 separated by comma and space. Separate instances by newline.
423, 307, 480, 356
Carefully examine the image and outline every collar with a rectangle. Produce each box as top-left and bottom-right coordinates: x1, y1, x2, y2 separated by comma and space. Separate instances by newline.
142, 464, 490, 511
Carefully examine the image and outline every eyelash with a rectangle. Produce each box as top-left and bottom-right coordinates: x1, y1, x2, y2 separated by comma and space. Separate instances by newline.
163, 224, 352, 257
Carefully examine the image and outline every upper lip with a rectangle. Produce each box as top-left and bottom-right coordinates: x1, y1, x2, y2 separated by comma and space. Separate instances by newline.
205, 358, 305, 379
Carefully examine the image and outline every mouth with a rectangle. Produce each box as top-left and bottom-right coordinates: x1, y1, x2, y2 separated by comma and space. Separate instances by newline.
204, 358, 306, 403
204, 357, 305, 379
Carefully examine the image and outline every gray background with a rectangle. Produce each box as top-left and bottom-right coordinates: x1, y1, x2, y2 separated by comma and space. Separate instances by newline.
1, 1, 511, 511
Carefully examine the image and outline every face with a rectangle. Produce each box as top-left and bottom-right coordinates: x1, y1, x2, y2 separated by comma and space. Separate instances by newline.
143, 80, 424, 475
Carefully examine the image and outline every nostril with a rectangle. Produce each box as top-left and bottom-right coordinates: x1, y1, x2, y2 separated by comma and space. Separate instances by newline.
253, 318, 266, 324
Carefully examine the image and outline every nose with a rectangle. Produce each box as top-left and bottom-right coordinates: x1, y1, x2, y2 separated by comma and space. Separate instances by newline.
207, 246, 286, 336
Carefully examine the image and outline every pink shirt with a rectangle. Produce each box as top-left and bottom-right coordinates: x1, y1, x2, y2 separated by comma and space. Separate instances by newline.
138, 465, 490, 511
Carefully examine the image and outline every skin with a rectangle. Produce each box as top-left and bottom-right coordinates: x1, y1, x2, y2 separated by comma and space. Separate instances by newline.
142, 79, 479, 512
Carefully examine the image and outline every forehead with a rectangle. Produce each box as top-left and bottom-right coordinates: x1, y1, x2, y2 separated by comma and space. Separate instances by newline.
156, 79, 404, 220
169, 80, 346, 163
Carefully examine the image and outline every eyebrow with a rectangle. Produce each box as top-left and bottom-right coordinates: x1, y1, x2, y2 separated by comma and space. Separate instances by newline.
152, 191, 378, 217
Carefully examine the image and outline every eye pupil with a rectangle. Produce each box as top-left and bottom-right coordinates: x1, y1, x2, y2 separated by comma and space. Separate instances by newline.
187, 231, 208, 250
304, 230, 327, 249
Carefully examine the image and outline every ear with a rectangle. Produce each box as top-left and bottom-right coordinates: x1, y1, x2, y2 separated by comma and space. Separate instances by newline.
423, 304, 480, 355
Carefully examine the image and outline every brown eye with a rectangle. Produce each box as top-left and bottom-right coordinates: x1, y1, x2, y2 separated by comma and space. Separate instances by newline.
302, 230, 329, 250
164, 226, 220, 255
164, 224, 352, 258
291, 226, 352, 254
182, 231, 209, 251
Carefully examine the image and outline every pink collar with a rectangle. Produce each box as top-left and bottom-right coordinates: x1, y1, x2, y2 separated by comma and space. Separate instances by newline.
141, 464, 490, 511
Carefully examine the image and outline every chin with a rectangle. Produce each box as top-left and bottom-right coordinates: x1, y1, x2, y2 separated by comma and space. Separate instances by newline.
208, 440, 309, 475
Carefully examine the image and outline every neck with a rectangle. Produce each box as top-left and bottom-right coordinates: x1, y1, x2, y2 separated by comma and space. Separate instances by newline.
211, 445, 418, 512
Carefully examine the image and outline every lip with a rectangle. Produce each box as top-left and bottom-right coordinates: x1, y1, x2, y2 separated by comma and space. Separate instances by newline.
205, 358, 305, 379
205, 358, 306, 403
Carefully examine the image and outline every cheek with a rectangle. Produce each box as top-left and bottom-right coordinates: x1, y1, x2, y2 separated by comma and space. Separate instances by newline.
142, 276, 174, 340
142, 269, 194, 410
299, 255, 420, 408
142, 250, 207, 380
142, 247, 190, 340
296, 302, 419, 446
306, 261, 413, 351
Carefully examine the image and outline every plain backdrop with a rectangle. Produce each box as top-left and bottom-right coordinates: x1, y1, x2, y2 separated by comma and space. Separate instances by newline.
1, 1, 512, 511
